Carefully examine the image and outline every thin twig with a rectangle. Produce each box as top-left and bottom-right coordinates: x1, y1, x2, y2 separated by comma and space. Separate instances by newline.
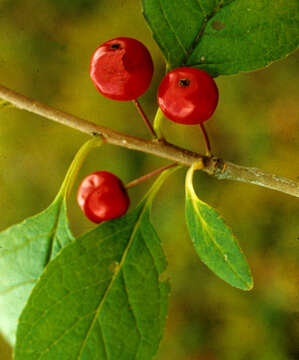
132, 98, 157, 138
0, 83, 298, 198
126, 163, 177, 189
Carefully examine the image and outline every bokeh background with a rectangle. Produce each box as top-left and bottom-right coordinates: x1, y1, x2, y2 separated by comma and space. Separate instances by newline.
0, 0, 298, 359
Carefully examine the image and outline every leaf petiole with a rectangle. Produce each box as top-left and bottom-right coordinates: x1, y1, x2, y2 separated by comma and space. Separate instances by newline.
142, 164, 180, 206
153, 107, 165, 139
57, 136, 103, 199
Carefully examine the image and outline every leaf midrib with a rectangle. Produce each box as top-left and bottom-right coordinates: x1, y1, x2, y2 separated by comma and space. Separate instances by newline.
15, 225, 132, 359
188, 192, 249, 288
43, 199, 64, 266
76, 204, 148, 359
158, 0, 188, 57
183, 0, 235, 66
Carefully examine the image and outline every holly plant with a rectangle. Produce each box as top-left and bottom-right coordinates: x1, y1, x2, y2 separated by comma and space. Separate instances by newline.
0, 1, 298, 359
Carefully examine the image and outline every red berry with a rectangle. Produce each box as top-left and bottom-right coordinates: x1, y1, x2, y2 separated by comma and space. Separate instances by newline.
157, 67, 219, 125
77, 171, 130, 224
90, 37, 154, 101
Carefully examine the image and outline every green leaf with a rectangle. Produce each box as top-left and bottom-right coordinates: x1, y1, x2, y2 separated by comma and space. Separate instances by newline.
0, 138, 102, 345
142, 0, 299, 76
14, 168, 178, 360
0, 196, 74, 345
185, 163, 253, 290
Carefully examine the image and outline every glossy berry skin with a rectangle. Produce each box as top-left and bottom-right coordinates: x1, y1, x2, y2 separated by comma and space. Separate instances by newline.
90, 37, 154, 101
77, 171, 130, 224
157, 67, 219, 125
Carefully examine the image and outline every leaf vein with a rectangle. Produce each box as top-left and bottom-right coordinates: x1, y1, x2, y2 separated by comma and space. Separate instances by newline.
17, 226, 133, 349
0, 279, 35, 295
121, 271, 142, 358
96, 318, 109, 360
76, 208, 145, 358
191, 198, 248, 287
184, 0, 235, 65
158, 0, 188, 56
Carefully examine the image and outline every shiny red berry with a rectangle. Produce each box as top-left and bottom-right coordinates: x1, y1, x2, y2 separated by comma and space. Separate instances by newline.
157, 67, 219, 125
89, 37, 154, 101
77, 171, 130, 224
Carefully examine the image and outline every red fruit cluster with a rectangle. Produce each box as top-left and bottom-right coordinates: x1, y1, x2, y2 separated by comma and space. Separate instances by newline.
79, 37, 220, 223
89, 36, 219, 125
77, 171, 129, 224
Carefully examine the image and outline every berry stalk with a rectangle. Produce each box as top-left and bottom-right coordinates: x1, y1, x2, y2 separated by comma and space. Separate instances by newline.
199, 123, 212, 157
58, 136, 103, 199
126, 163, 177, 189
132, 99, 157, 138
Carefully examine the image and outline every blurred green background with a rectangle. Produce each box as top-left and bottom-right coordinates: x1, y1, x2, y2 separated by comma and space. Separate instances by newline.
0, 0, 298, 359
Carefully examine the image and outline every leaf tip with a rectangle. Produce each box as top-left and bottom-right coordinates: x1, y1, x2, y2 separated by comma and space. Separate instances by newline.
245, 278, 254, 291
238, 276, 254, 291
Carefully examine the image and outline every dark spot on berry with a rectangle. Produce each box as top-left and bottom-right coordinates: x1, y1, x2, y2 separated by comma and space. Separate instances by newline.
178, 78, 190, 87
119, 181, 128, 195
110, 43, 121, 50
